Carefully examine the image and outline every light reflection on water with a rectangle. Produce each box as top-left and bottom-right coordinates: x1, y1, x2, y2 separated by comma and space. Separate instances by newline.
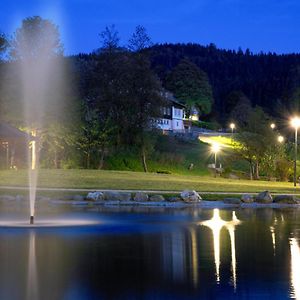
290, 238, 300, 300
0, 206, 298, 299
199, 209, 241, 286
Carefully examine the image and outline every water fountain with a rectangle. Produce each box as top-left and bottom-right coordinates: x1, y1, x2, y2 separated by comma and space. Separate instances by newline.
1, 17, 97, 228
9, 17, 64, 225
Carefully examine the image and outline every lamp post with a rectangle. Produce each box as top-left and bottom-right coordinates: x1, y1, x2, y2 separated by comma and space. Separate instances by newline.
291, 117, 300, 187
270, 123, 276, 130
230, 123, 235, 137
277, 135, 284, 143
212, 143, 220, 178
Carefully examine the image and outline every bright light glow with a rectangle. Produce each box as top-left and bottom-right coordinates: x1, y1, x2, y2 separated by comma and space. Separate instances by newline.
290, 238, 300, 299
199, 209, 242, 287
200, 209, 226, 283
225, 211, 241, 291
191, 115, 199, 121
270, 123, 276, 129
270, 226, 276, 255
211, 143, 221, 154
278, 135, 284, 143
291, 117, 300, 129
31, 141, 36, 170
230, 123, 235, 130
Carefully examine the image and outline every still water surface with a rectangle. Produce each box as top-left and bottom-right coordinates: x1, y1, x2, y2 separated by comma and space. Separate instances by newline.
0, 205, 299, 299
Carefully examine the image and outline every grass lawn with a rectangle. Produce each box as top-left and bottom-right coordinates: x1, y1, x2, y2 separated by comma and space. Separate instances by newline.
0, 169, 299, 194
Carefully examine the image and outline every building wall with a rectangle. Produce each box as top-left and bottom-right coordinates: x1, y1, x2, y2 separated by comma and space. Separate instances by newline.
155, 103, 185, 132
156, 118, 172, 131
171, 119, 184, 131
171, 107, 185, 131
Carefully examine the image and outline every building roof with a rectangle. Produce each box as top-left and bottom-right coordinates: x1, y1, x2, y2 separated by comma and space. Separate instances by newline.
0, 123, 29, 141
164, 91, 186, 108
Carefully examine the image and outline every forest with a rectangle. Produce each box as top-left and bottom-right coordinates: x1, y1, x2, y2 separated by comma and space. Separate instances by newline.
146, 43, 300, 123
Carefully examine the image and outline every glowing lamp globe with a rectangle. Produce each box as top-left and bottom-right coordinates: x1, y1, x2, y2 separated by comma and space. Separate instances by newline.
278, 136, 284, 143
291, 117, 300, 129
211, 143, 220, 154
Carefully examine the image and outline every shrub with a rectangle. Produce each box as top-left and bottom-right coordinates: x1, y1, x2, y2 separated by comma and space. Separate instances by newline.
275, 159, 293, 182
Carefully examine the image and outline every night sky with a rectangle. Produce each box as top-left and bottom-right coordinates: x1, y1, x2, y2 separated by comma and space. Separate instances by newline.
0, 0, 300, 55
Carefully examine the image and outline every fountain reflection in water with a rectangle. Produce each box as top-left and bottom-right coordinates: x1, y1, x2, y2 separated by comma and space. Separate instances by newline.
27, 231, 38, 300
189, 227, 199, 287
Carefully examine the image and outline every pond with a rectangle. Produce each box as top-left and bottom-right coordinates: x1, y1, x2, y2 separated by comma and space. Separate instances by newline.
0, 205, 299, 299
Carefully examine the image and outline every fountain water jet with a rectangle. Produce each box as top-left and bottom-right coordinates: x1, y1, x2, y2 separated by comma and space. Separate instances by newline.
8, 17, 67, 225
29, 131, 37, 224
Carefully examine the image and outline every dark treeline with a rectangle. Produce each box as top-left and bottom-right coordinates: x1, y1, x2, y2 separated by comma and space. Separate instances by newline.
146, 43, 300, 122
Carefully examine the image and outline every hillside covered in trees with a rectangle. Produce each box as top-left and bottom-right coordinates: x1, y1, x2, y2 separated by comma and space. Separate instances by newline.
146, 43, 300, 123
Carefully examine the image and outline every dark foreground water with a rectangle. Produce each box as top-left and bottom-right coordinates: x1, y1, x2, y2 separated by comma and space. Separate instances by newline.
0, 205, 299, 300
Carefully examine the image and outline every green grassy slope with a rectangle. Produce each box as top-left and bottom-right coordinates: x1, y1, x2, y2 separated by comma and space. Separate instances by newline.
105, 135, 211, 175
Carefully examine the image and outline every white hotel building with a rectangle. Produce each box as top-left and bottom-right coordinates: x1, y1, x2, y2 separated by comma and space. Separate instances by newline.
156, 93, 186, 133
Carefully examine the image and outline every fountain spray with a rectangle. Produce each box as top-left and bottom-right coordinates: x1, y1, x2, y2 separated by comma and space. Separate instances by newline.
29, 131, 36, 225
9, 17, 69, 226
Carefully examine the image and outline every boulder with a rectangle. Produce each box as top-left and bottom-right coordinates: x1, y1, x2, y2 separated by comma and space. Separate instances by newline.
241, 194, 254, 203
180, 190, 202, 203
86, 191, 104, 201
167, 196, 181, 202
223, 198, 241, 205
149, 195, 165, 202
134, 192, 149, 202
103, 191, 131, 201
273, 195, 300, 204
255, 191, 273, 203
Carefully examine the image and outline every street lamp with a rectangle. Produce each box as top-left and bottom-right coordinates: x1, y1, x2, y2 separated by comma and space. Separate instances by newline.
211, 143, 220, 178
230, 123, 236, 135
291, 117, 300, 187
270, 123, 276, 130
277, 135, 284, 143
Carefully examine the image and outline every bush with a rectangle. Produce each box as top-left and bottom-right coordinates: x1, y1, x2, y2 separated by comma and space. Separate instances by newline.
275, 159, 293, 182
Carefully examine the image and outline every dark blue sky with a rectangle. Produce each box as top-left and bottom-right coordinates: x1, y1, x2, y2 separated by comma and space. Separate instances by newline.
0, 0, 300, 55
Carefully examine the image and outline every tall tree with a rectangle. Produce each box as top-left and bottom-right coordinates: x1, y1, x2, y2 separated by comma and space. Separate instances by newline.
166, 58, 213, 117
127, 26, 164, 172
10, 16, 63, 60
99, 24, 120, 52
128, 25, 152, 52
230, 93, 252, 128
234, 106, 279, 179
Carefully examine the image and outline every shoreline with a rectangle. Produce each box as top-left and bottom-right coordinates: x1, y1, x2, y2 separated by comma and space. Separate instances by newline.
49, 199, 300, 209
